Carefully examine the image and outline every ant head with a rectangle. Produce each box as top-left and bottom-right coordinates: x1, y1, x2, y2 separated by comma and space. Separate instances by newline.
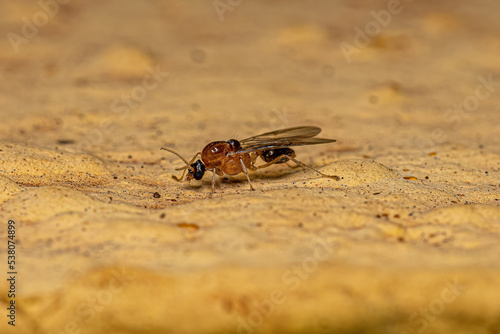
160, 148, 205, 181
187, 160, 205, 181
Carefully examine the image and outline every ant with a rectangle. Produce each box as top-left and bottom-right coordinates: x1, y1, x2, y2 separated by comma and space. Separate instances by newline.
161, 126, 339, 196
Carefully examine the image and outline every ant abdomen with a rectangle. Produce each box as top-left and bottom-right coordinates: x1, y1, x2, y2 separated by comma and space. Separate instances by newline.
261, 148, 296, 164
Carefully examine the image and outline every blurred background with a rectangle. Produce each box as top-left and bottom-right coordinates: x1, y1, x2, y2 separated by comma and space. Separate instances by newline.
1, 0, 499, 155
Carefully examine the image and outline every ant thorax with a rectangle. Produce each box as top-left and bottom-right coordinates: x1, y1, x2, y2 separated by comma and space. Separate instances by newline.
201, 140, 250, 175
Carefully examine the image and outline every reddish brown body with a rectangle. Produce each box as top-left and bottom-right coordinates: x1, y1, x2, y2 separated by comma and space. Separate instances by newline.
161, 126, 339, 197
201, 140, 252, 175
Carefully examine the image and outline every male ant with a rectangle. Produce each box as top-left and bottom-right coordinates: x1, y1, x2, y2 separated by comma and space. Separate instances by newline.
161, 126, 339, 196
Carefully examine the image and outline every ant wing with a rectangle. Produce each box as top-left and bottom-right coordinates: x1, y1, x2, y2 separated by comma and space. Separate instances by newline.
240, 126, 322, 145
236, 137, 336, 155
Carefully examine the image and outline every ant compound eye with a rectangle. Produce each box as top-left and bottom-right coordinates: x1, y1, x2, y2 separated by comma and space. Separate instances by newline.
190, 160, 206, 180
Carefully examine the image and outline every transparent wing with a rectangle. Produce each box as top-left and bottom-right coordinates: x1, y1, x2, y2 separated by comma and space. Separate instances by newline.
240, 126, 322, 145
236, 126, 335, 154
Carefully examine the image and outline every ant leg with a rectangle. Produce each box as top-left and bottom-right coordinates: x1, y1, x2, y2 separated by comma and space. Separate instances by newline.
250, 153, 259, 164
286, 162, 300, 169
250, 156, 288, 170
211, 168, 216, 198
188, 152, 202, 165
172, 167, 188, 182
252, 155, 340, 180
247, 154, 259, 171
240, 158, 255, 191
289, 157, 340, 180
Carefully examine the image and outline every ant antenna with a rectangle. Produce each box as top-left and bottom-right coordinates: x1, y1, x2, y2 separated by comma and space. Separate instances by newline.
161, 147, 192, 181
160, 148, 189, 166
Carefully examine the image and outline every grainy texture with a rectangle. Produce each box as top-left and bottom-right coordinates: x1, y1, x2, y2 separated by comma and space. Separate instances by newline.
1, 1, 500, 333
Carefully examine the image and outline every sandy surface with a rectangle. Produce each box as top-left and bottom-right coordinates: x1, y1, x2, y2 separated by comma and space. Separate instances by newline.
1, 0, 500, 333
